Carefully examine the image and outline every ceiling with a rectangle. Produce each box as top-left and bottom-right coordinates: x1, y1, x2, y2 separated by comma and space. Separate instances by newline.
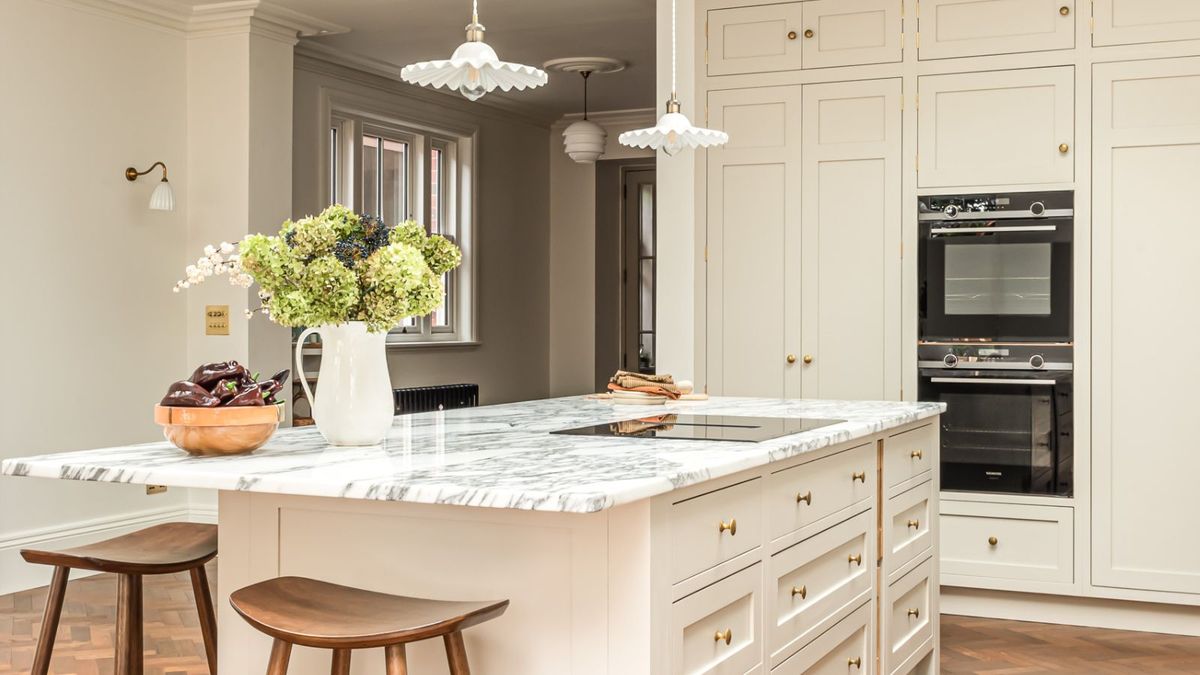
263, 0, 657, 120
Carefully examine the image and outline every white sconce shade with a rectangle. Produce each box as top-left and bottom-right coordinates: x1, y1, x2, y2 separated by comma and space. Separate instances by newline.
149, 180, 176, 212
562, 119, 607, 163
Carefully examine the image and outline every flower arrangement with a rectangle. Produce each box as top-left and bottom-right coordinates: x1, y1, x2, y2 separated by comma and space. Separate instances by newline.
176, 204, 462, 332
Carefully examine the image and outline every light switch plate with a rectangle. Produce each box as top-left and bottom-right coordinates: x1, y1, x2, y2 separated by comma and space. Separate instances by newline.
205, 305, 230, 335
146, 485, 168, 495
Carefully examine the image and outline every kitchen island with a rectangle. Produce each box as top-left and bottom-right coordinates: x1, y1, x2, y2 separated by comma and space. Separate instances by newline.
1, 396, 943, 674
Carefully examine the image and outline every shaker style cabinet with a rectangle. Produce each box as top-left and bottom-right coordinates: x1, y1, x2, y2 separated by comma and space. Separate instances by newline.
706, 0, 900, 76
916, 0, 1075, 60
1092, 57, 1200, 596
917, 67, 1074, 188
706, 79, 901, 400
1093, 0, 1200, 47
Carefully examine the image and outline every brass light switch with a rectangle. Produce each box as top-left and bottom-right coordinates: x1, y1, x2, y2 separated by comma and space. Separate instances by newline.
146, 485, 168, 495
205, 305, 230, 335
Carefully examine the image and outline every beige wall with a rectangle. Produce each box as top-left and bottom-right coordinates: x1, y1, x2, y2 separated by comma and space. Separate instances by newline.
548, 112, 655, 396
0, 0, 192, 593
292, 57, 552, 405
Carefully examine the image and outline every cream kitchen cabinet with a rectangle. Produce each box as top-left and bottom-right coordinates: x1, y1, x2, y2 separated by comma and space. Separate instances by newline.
1092, 57, 1200, 596
706, 0, 900, 76
940, 501, 1074, 585
1094, 0, 1200, 47
706, 78, 901, 400
917, 67, 1074, 187
917, 0, 1075, 60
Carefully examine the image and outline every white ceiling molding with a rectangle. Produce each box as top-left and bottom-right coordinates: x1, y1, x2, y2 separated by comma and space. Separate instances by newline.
36, 0, 348, 42
35, 0, 190, 33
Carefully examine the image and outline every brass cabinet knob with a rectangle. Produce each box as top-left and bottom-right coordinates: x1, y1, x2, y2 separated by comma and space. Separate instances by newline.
1060, 5, 1070, 15
791, 585, 807, 599
988, 536, 999, 546
787, 30, 798, 40
908, 608, 921, 619
852, 471, 867, 483
910, 450, 923, 460
1059, 143, 1070, 153
908, 519, 920, 529
714, 628, 733, 645
804, 28, 815, 38
803, 354, 814, 364
796, 490, 813, 505
848, 657, 863, 669
848, 553, 863, 566
787, 353, 797, 364
718, 519, 737, 536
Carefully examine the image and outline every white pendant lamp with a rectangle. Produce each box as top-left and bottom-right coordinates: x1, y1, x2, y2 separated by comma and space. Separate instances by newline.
401, 0, 547, 102
545, 58, 627, 164
619, 0, 728, 155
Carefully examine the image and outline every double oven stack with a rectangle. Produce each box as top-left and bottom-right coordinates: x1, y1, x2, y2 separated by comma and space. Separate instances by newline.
918, 191, 1074, 497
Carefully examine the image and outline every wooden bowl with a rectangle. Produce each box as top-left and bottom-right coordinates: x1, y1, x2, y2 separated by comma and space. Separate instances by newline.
154, 405, 283, 456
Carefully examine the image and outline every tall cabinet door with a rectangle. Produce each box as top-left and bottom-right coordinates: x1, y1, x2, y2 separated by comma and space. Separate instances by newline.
1093, 57, 1200, 595
706, 86, 803, 397
794, 79, 902, 401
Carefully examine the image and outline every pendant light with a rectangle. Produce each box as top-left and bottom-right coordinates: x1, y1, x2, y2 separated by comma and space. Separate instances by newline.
545, 57, 627, 164
619, 0, 728, 155
400, 0, 547, 102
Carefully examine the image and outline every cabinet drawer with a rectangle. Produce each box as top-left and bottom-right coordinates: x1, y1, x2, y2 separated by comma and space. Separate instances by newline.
768, 510, 874, 667
883, 558, 933, 675
1094, 0, 1200, 47
774, 601, 872, 675
767, 442, 875, 541
670, 564, 763, 675
883, 424, 934, 494
941, 500, 1073, 583
707, 3, 804, 76
884, 481, 933, 580
917, 67, 1075, 188
801, 0, 902, 69
672, 479, 763, 584
918, 0, 1075, 60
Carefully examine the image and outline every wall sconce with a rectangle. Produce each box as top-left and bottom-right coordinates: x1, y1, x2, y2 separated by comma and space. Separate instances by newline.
125, 161, 175, 212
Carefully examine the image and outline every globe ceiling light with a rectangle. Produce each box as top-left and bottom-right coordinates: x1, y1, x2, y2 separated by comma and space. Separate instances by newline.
618, 0, 728, 155
545, 58, 627, 164
401, 0, 547, 102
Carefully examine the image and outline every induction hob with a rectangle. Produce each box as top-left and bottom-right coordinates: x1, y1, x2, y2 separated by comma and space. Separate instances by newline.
552, 415, 845, 443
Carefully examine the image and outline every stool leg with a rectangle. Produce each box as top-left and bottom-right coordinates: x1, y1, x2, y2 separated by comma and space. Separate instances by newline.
444, 631, 471, 675
266, 639, 292, 675
190, 564, 219, 674
330, 649, 352, 675
115, 573, 144, 675
384, 644, 408, 675
31, 566, 70, 675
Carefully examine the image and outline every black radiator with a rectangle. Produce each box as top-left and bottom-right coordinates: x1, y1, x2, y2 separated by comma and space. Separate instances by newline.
394, 383, 480, 414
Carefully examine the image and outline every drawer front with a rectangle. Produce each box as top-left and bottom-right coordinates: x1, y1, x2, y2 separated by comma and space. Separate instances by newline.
672, 479, 763, 583
768, 510, 874, 666
883, 424, 934, 491
670, 564, 763, 675
883, 558, 933, 674
707, 3, 804, 76
774, 601, 872, 675
941, 500, 1073, 583
885, 481, 932, 579
1094, 0, 1200, 47
767, 442, 875, 540
800, 0, 902, 69
918, 0, 1075, 60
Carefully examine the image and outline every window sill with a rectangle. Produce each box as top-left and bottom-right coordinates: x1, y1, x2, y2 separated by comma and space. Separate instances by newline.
386, 339, 481, 351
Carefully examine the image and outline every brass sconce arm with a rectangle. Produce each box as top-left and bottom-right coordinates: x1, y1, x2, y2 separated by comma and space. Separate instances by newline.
126, 161, 168, 182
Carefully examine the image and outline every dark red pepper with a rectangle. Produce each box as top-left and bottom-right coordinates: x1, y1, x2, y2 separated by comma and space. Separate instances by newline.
188, 361, 247, 389
227, 384, 267, 407
160, 381, 221, 408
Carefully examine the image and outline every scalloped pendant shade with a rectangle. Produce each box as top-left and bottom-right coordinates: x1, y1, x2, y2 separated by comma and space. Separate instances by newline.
149, 180, 175, 212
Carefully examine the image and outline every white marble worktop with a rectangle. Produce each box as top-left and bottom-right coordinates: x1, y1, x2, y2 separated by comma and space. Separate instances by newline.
0, 396, 943, 513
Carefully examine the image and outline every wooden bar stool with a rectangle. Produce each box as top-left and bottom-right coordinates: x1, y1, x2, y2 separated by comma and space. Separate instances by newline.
21, 522, 219, 675
230, 576, 509, 675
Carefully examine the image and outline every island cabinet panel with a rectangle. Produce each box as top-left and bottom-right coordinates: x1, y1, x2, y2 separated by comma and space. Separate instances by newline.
883, 480, 933, 582
1093, 58, 1200, 596
767, 510, 875, 668
766, 441, 876, 541
1093, 0, 1200, 47
882, 558, 934, 675
669, 563, 764, 675
917, 67, 1074, 188
940, 500, 1073, 584
772, 601, 872, 674
917, 0, 1075, 60
671, 478, 764, 584
800, 0, 902, 69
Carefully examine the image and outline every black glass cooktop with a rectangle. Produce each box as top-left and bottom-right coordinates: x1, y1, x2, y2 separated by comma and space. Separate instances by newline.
553, 415, 845, 443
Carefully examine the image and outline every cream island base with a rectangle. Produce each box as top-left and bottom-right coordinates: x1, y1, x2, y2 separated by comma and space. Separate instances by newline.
1, 397, 943, 674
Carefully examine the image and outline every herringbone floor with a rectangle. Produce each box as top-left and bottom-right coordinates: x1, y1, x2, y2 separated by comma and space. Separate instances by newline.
1, 568, 1199, 674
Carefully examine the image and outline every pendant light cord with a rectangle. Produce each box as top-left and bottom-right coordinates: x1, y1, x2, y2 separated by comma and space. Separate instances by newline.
582, 71, 591, 120
671, 0, 677, 98
472, 0, 479, 23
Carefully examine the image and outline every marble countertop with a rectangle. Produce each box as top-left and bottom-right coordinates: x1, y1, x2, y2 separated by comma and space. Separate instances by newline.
0, 396, 944, 513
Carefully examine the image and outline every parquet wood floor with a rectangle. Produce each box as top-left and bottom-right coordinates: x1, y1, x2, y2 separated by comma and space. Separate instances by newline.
2, 569, 1199, 674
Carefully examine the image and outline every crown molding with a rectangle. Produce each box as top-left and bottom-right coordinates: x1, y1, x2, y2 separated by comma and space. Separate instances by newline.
37, 0, 349, 42
35, 0, 189, 33
552, 108, 656, 130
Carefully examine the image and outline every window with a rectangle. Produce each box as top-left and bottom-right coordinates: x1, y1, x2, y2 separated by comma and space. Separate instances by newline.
329, 113, 473, 344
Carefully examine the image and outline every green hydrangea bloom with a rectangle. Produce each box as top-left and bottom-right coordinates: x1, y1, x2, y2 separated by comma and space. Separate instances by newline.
423, 234, 463, 275
389, 220, 426, 249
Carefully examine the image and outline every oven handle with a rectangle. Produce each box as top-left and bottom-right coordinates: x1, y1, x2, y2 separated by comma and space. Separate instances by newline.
930, 225, 1058, 235
929, 377, 1056, 386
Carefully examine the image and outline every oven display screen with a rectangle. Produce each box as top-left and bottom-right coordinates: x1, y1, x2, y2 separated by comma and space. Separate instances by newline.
944, 243, 1052, 316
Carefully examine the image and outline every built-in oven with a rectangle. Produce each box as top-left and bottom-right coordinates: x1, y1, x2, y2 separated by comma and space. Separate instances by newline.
919, 191, 1073, 343
918, 343, 1073, 496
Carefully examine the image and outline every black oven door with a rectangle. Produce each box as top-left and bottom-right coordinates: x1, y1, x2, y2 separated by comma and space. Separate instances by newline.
920, 217, 1072, 341
919, 368, 1073, 496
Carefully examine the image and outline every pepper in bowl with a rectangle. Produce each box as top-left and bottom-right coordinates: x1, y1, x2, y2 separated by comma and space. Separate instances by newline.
155, 362, 290, 456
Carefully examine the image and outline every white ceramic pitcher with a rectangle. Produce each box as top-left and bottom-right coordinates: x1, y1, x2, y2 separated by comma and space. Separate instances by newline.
294, 322, 394, 446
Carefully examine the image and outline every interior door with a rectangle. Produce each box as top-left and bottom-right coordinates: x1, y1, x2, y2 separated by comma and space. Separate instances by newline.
622, 169, 657, 374
706, 86, 802, 397
917, 0, 1075, 60
1093, 0, 1200, 47
1093, 57, 1200, 595
707, 3, 805, 76
917, 67, 1074, 188
795, 79, 902, 401
800, 0, 902, 69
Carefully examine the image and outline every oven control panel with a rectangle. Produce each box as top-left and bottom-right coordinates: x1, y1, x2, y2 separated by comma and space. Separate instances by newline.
918, 190, 1074, 220
918, 343, 1072, 371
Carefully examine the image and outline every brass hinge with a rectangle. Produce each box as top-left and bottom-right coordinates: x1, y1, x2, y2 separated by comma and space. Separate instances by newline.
705, 103, 710, 125
915, 92, 919, 111
704, 244, 709, 262
915, 31, 920, 48
705, 48, 709, 65
916, 153, 920, 172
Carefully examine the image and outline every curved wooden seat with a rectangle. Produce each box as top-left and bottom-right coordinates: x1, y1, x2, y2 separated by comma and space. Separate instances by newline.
21, 522, 217, 574
230, 577, 508, 674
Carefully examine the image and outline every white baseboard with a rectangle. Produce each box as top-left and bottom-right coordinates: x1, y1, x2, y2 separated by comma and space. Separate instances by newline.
0, 503, 217, 596
942, 586, 1200, 637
